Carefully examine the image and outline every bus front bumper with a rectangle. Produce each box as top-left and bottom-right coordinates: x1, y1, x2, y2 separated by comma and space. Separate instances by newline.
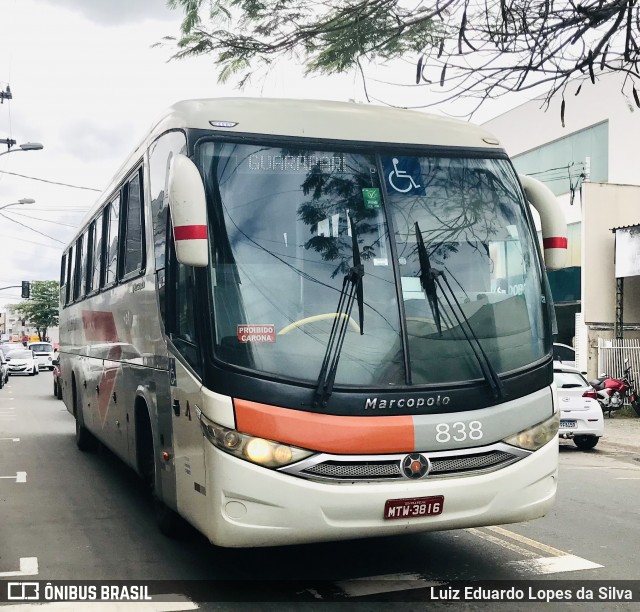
204, 439, 558, 548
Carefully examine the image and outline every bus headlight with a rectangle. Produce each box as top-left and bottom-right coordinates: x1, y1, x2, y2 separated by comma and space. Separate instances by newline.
197, 409, 313, 468
502, 413, 560, 451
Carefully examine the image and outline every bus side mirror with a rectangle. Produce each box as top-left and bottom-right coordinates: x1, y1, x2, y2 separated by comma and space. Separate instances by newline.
168, 153, 209, 268
519, 174, 567, 271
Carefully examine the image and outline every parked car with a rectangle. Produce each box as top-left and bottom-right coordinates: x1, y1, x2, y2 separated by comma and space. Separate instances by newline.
52, 352, 62, 400
553, 342, 577, 369
5, 349, 39, 376
27, 341, 55, 371
0, 352, 8, 388
0, 342, 25, 356
554, 362, 604, 450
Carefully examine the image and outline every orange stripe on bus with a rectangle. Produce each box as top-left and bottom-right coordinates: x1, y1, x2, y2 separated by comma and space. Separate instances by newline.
234, 399, 414, 454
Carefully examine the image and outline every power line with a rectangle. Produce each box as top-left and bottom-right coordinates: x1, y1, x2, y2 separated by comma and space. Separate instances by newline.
0, 234, 61, 249
0, 212, 64, 243
29, 208, 90, 213
0, 169, 101, 191
525, 164, 581, 176
5, 210, 79, 228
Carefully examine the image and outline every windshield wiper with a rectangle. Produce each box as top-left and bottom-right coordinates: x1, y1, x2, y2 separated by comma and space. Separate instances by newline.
313, 217, 364, 407
414, 222, 504, 400
415, 222, 442, 334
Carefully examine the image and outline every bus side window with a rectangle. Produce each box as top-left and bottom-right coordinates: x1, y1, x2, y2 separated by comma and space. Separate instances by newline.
176, 264, 196, 342
85, 222, 95, 294
60, 253, 67, 304
104, 196, 120, 286
81, 228, 92, 297
73, 235, 86, 301
65, 246, 73, 305
166, 221, 201, 375
89, 214, 103, 292
121, 167, 145, 278
148, 130, 187, 326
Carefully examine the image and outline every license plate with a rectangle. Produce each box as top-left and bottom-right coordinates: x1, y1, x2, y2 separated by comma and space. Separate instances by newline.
384, 495, 444, 520
560, 419, 577, 428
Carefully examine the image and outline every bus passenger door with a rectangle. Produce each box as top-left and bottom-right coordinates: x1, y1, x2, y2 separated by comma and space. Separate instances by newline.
170, 354, 208, 533
167, 260, 208, 532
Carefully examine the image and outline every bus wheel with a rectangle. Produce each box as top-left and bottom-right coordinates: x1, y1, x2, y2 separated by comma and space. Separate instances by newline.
137, 407, 180, 537
73, 379, 97, 452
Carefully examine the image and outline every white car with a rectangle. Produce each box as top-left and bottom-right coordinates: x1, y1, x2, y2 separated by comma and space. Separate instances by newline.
554, 362, 604, 450
27, 341, 55, 371
553, 342, 578, 370
5, 349, 39, 376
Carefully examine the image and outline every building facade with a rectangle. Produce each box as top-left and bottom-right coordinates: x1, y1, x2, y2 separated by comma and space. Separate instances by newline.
483, 72, 640, 376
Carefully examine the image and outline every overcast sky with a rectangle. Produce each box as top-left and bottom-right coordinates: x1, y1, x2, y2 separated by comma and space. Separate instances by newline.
0, 0, 524, 312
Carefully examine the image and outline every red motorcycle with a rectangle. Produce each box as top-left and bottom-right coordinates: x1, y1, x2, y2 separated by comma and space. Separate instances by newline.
587, 361, 640, 417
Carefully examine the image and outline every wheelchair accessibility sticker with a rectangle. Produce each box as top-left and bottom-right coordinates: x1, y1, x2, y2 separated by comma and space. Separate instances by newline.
383, 157, 425, 195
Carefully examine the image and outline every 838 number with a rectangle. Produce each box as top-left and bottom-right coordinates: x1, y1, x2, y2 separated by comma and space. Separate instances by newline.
435, 421, 483, 443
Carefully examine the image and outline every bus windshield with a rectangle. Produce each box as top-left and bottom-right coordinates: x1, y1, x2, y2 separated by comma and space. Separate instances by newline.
197, 141, 548, 388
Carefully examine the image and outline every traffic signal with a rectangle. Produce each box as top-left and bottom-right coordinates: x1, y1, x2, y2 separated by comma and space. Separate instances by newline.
21, 281, 30, 299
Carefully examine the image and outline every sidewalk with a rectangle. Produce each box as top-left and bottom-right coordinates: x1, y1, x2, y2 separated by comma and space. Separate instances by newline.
598, 414, 640, 453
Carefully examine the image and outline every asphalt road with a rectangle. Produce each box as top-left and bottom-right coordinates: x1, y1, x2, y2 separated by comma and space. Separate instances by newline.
1, 373, 640, 610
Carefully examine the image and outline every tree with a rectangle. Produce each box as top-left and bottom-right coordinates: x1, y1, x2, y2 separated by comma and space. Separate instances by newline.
163, 0, 640, 121
10, 281, 59, 341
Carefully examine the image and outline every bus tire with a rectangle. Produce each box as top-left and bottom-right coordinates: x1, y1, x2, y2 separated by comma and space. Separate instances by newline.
73, 378, 97, 452
56, 380, 63, 400
136, 405, 180, 537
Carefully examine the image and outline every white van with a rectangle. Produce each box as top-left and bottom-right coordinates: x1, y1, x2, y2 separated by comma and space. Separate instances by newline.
27, 342, 55, 371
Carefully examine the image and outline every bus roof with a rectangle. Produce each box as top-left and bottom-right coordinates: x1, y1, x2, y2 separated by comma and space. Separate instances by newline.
151, 97, 502, 149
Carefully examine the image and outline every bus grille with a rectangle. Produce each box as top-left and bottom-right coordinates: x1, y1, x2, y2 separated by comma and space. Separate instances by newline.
430, 451, 516, 473
283, 445, 527, 483
303, 461, 402, 479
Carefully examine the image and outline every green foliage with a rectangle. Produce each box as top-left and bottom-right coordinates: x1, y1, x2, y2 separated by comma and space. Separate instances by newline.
163, 0, 640, 118
10, 280, 59, 341
307, 6, 435, 75
164, 0, 437, 86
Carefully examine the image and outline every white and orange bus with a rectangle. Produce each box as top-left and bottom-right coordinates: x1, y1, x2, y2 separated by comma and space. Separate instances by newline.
58, 98, 566, 547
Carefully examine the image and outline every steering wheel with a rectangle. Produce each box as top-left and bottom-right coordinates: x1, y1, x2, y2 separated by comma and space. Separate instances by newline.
278, 313, 361, 335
